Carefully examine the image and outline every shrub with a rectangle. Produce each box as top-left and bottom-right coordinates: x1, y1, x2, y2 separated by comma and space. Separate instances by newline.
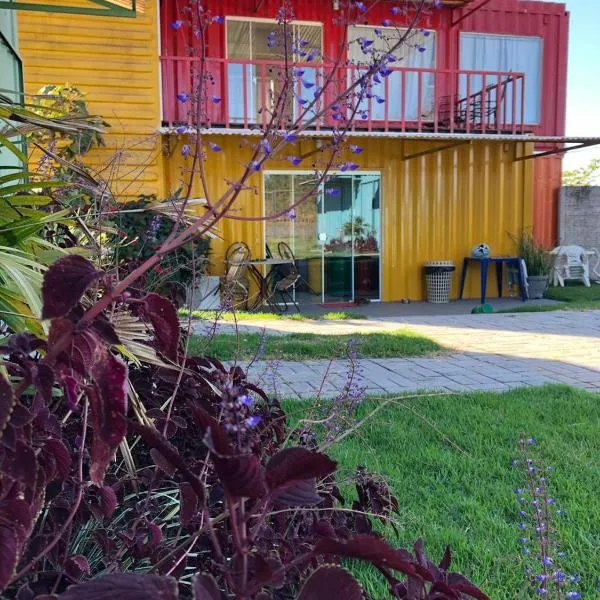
0, 255, 487, 600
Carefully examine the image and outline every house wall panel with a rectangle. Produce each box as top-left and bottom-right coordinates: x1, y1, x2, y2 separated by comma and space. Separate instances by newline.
533, 155, 562, 247
164, 135, 533, 302
17, 0, 164, 200
456, 0, 569, 140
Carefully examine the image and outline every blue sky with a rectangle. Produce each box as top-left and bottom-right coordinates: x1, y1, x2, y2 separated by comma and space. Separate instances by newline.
540, 0, 600, 171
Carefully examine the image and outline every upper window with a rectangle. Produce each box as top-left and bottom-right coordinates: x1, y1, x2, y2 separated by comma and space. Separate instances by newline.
227, 19, 322, 61
347, 25, 436, 121
226, 19, 323, 125
459, 33, 543, 124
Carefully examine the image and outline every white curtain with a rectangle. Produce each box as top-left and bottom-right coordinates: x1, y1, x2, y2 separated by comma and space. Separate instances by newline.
227, 20, 322, 125
459, 33, 542, 124
348, 26, 436, 121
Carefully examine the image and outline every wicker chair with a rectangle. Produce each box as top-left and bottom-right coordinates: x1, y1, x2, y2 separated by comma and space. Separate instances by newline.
221, 242, 251, 309
551, 245, 600, 288
264, 242, 301, 312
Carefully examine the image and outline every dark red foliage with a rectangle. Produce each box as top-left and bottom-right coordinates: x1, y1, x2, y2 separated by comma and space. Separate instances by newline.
266, 448, 337, 507
296, 565, 363, 600
41, 255, 103, 319
138, 293, 180, 361
0, 253, 488, 600
58, 573, 178, 600
192, 573, 221, 600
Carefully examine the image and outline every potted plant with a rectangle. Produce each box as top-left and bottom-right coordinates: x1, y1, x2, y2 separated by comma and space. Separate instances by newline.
514, 231, 552, 299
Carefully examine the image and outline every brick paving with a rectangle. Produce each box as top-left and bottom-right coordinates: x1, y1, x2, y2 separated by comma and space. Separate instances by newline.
193, 311, 600, 398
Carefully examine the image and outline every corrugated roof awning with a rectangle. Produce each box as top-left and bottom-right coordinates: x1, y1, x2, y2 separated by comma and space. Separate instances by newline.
0, 0, 142, 17
160, 127, 600, 161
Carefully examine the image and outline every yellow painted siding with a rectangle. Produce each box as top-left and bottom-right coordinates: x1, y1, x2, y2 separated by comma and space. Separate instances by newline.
164, 135, 533, 302
17, 0, 163, 200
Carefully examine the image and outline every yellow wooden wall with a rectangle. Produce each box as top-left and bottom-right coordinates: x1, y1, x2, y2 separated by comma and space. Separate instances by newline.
17, 0, 163, 200
164, 135, 533, 302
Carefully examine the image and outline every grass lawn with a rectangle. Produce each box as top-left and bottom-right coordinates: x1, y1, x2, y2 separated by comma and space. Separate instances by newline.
501, 282, 600, 313
284, 386, 600, 599
187, 330, 441, 361
180, 309, 368, 321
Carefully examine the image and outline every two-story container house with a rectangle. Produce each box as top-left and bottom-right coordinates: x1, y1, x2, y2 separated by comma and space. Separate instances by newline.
5, 0, 597, 303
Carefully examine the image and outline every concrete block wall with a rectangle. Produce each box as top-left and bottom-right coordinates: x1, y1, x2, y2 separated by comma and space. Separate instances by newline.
559, 187, 600, 250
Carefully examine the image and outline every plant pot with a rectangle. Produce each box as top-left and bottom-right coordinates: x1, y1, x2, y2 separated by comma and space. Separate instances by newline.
527, 275, 548, 299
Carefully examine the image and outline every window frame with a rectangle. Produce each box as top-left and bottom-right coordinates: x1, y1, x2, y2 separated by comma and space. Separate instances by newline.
346, 24, 437, 66
225, 16, 324, 61
458, 31, 544, 125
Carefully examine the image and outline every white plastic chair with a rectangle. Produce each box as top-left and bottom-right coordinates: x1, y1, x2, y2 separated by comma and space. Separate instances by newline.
550, 245, 600, 287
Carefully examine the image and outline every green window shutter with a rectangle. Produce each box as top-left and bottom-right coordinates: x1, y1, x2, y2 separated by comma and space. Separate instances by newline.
0, 5, 24, 173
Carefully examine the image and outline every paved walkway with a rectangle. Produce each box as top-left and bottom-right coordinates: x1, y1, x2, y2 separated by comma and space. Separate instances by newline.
199, 311, 600, 398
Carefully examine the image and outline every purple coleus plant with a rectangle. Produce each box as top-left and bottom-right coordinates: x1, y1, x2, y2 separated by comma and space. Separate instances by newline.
0, 252, 489, 600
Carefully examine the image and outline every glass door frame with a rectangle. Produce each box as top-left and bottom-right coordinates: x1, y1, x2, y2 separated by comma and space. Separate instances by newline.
262, 169, 383, 304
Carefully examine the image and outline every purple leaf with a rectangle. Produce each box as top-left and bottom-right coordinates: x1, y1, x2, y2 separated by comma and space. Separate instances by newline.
99, 486, 118, 519
349, 145, 363, 154
58, 574, 178, 600
0, 372, 16, 437
297, 565, 362, 600
91, 353, 128, 447
179, 483, 198, 527
181, 144, 191, 157
88, 353, 128, 486
175, 126, 187, 134
266, 447, 336, 506
0, 525, 18, 593
177, 92, 189, 103
439, 545, 452, 571
192, 573, 220, 600
212, 15, 224, 24
355, 1, 367, 13
209, 142, 221, 152
170, 20, 183, 30
188, 403, 267, 498
151, 448, 177, 477
140, 293, 180, 361
210, 96, 221, 104
284, 132, 298, 142
43, 438, 71, 481
42, 255, 103, 319
315, 535, 418, 576
287, 156, 302, 166
64, 555, 91, 579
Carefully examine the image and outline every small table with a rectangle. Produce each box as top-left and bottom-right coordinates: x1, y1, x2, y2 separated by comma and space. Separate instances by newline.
459, 256, 526, 304
233, 258, 294, 311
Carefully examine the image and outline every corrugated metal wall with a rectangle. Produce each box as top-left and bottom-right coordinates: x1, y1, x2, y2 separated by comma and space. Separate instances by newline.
164, 135, 533, 302
533, 155, 562, 248
456, 0, 569, 140
17, 0, 164, 200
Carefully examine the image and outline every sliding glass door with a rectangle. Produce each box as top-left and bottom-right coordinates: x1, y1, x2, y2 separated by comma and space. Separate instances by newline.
264, 172, 381, 304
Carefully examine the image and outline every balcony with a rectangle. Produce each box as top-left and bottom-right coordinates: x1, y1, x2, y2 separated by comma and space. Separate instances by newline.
160, 57, 526, 136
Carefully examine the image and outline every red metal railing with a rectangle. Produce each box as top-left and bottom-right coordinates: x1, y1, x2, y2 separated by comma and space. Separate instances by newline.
160, 56, 526, 135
